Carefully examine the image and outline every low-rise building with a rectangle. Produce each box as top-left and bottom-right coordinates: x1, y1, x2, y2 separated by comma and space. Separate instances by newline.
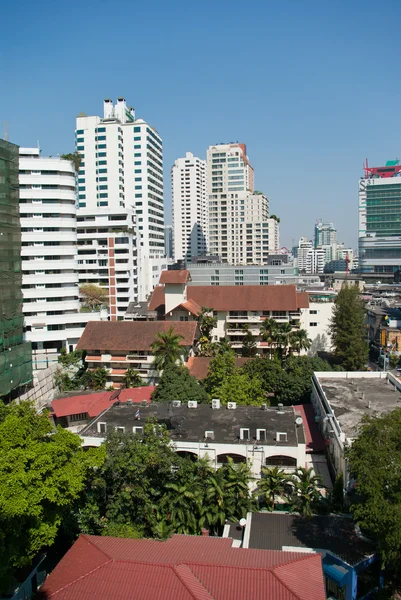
80, 401, 307, 479
76, 320, 198, 387
39, 533, 326, 600
311, 371, 401, 486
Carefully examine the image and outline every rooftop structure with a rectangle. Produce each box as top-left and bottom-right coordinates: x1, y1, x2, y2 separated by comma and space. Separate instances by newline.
311, 371, 401, 485
39, 533, 326, 600
80, 402, 307, 478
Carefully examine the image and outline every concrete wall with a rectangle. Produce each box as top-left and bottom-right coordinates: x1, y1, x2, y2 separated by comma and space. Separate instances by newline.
17, 363, 58, 411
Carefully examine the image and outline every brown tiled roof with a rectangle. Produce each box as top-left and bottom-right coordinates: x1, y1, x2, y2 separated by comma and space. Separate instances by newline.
187, 356, 255, 380
166, 299, 202, 316
40, 534, 326, 600
149, 284, 308, 312
76, 321, 198, 352
159, 270, 190, 284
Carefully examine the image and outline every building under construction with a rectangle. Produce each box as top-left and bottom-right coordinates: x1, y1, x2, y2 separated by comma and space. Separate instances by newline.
0, 139, 32, 397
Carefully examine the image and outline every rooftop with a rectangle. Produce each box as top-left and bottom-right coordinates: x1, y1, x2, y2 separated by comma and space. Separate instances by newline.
51, 386, 155, 418
39, 534, 325, 600
317, 374, 401, 439
76, 321, 198, 352
80, 402, 306, 447
159, 269, 190, 284
246, 513, 375, 567
187, 356, 254, 380
149, 284, 309, 312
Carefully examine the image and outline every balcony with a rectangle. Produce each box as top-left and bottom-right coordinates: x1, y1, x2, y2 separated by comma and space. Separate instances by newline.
226, 315, 261, 323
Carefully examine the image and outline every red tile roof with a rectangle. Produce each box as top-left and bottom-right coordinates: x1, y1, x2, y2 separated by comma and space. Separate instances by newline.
76, 321, 198, 352
187, 356, 255, 380
166, 299, 202, 316
159, 270, 190, 284
51, 386, 155, 418
40, 534, 325, 600
149, 285, 309, 312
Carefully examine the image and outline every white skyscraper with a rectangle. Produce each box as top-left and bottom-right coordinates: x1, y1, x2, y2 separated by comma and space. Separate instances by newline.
75, 98, 167, 316
296, 237, 325, 274
206, 143, 278, 264
19, 148, 105, 367
171, 152, 207, 261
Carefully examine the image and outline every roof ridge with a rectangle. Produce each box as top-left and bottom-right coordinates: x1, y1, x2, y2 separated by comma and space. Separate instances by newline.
173, 563, 216, 600
48, 560, 112, 597
270, 569, 303, 600
272, 554, 323, 600
81, 535, 114, 560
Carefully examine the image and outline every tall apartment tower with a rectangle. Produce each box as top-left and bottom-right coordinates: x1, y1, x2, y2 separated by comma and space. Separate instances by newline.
296, 237, 325, 274
0, 140, 32, 395
359, 159, 401, 277
314, 221, 337, 248
206, 143, 278, 264
164, 225, 173, 259
171, 152, 207, 261
19, 148, 105, 367
75, 98, 166, 317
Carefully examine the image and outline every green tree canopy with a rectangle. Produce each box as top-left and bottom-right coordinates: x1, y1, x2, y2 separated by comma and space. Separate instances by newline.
347, 408, 401, 569
151, 364, 209, 403
241, 325, 258, 357
214, 371, 265, 406
61, 152, 82, 172
204, 349, 236, 396
122, 367, 143, 388
151, 326, 185, 372
79, 283, 109, 310
330, 284, 368, 370
0, 401, 104, 590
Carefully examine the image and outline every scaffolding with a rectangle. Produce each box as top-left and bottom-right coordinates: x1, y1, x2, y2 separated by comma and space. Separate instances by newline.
0, 139, 32, 396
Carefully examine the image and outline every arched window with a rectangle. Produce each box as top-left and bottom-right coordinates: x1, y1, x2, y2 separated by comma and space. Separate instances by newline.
217, 453, 246, 464
176, 450, 198, 461
265, 455, 297, 467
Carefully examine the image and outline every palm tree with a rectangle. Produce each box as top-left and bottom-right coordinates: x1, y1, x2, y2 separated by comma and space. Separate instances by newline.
290, 329, 312, 356
221, 459, 254, 520
204, 473, 227, 534
255, 466, 292, 510
122, 367, 143, 388
291, 467, 323, 516
260, 318, 278, 359
151, 327, 185, 372
215, 337, 232, 355
275, 323, 294, 358
161, 479, 204, 534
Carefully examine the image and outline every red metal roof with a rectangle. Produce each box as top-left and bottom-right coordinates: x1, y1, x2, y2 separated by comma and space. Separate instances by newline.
187, 356, 255, 380
294, 404, 325, 453
40, 534, 325, 600
51, 386, 155, 418
159, 270, 190, 284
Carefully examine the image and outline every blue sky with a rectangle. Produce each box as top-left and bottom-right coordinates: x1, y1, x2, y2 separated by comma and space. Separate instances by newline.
1, 0, 400, 248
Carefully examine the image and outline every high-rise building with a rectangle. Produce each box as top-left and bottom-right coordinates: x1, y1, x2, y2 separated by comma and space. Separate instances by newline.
206, 143, 278, 264
75, 98, 166, 315
19, 148, 105, 367
164, 225, 173, 259
0, 139, 32, 396
314, 220, 337, 248
171, 152, 207, 261
296, 237, 325, 274
359, 160, 401, 277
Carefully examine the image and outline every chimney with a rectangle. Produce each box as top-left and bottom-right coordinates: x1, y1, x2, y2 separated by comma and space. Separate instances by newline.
277, 403, 284, 414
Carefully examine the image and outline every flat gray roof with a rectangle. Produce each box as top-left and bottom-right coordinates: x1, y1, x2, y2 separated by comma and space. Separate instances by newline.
81, 403, 305, 447
319, 377, 401, 439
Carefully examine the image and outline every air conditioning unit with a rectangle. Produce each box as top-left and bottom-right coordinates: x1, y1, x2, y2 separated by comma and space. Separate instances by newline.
172, 400, 181, 408
212, 399, 221, 409
188, 401, 198, 409
261, 403, 267, 410
126, 399, 133, 405
227, 402, 237, 410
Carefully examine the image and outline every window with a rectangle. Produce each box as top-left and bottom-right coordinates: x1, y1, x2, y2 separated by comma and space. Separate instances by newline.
98, 422, 107, 433
240, 428, 250, 441
276, 432, 287, 442
134, 126, 141, 132
256, 429, 266, 441
133, 426, 143, 435
310, 310, 318, 314
180, 316, 189, 321
205, 430, 215, 440
70, 413, 87, 422
97, 127, 106, 132
116, 426, 125, 433
309, 322, 318, 327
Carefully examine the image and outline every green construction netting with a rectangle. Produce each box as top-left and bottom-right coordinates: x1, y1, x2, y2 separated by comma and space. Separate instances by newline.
0, 140, 32, 396
385, 160, 399, 166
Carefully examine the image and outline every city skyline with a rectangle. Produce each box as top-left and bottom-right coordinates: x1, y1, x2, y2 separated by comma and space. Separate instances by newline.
2, 0, 400, 248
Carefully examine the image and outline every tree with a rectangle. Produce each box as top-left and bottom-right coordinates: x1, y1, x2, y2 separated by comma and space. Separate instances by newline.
204, 349, 236, 396
347, 409, 401, 569
61, 152, 82, 172
215, 371, 265, 406
89, 367, 109, 389
196, 307, 217, 357
122, 368, 143, 388
58, 348, 85, 368
241, 325, 257, 357
220, 458, 254, 520
255, 467, 292, 510
330, 284, 368, 370
0, 401, 104, 591
151, 364, 209, 403
275, 322, 294, 358
290, 329, 312, 356
215, 337, 232, 355
260, 318, 279, 358
79, 283, 109, 310
290, 467, 323, 516
151, 326, 185, 371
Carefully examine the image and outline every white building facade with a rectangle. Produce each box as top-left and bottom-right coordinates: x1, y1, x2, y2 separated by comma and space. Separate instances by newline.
206, 143, 278, 264
75, 98, 166, 315
19, 148, 104, 367
172, 152, 207, 261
